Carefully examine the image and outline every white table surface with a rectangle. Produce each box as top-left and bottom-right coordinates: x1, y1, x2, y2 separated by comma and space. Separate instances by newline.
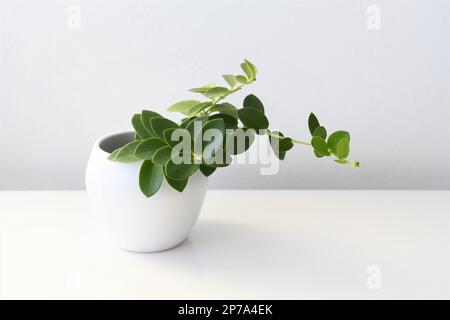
0, 190, 449, 300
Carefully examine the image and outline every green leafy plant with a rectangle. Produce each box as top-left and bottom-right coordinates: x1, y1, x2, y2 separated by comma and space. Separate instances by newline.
109, 60, 359, 197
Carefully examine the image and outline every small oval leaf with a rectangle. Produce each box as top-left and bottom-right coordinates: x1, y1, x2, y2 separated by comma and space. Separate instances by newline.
241, 62, 253, 79
167, 100, 201, 115
132, 114, 151, 139
243, 94, 264, 113
165, 159, 199, 180
225, 128, 255, 155
269, 131, 293, 160
187, 102, 211, 117
209, 102, 239, 119
222, 74, 237, 88
313, 126, 327, 139
209, 114, 238, 129
189, 83, 215, 93
237, 107, 269, 130
308, 113, 320, 136
236, 75, 248, 83
164, 173, 188, 192
203, 87, 229, 99
163, 128, 178, 147
336, 138, 350, 159
244, 59, 257, 78
199, 164, 216, 177
135, 137, 167, 160
150, 117, 178, 140
139, 160, 164, 198
141, 110, 162, 136
327, 131, 350, 154
152, 145, 173, 166
108, 140, 141, 163
311, 136, 330, 156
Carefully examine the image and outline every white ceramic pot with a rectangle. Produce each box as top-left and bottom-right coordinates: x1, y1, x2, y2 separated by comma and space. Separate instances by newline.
85, 131, 208, 252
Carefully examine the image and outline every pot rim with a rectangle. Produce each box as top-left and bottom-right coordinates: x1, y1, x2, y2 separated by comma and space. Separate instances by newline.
94, 130, 135, 156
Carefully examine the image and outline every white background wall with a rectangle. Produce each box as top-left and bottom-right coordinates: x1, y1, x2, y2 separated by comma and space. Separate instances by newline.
1, 0, 449, 190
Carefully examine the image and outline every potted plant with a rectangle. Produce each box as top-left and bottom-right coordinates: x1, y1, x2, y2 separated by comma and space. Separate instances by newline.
86, 60, 359, 252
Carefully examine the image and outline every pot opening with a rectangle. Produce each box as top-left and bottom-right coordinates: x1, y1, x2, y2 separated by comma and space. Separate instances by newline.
99, 132, 135, 153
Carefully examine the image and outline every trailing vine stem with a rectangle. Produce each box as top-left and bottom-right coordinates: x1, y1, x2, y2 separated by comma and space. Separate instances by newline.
264, 130, 311, 146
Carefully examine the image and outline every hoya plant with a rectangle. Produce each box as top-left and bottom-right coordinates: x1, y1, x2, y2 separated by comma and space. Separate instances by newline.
109, 60, 359, 197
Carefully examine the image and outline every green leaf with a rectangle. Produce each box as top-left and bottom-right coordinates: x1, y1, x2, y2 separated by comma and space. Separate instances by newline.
187, 102, 211, 117
202, 117, 225, 135
163, 128, 178, 147
336, 137, 350, 159
243, 94, 264, 113
164, 173, 188, 192
205, 148, 232, 167
279, 138, 294, 152
209, 102, 238, 119
141, 110, 161, 136
165, 159, 199, 180
134, 137, 167, 160
244, 59, 257, 78
167, 100, 201, 115
203, 87, 229, 100
269, 131, 293, 160
189, 83, 216, 93
225, 128, 255, 155
185, 116, 208, 140
222, 74, 237, 88
241, 62, 253, 79
327, 131, 350, 154
199, 118, 226, 149
269, 134, 286, 160
238, 107, 269, 131
150, 117, 178, 140
308, 113, 320, 136
311, 136, 330, 156
201, 118, 226, 160
181, 117, 196, 134
314, 150, 324, 158
313, 126, 327, 140
152, 146, 173, 166
132, 114, 151, 139
180, 117, 194, 129
139, 160, 163, 197
108, 148, 121, 161
236, 75, 248, 83
209, 114, 238, 129
199, 164, 216, 177
108, 140, 141, 162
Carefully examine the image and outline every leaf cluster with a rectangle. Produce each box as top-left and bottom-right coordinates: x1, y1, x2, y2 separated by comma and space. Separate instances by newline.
308, 113, 360, 168
109, 60, 359, 197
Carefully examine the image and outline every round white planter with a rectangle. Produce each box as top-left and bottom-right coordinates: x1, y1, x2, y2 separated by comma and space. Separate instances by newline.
85, 131, 208, 252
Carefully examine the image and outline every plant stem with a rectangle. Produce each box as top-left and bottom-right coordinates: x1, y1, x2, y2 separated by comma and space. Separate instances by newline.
266, 130, 359, 167
204, 85, 245, 115
215, 84, 243, 103
340, 159, 361, 168
204, 78, 256, 115
265, 131, 311, 146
